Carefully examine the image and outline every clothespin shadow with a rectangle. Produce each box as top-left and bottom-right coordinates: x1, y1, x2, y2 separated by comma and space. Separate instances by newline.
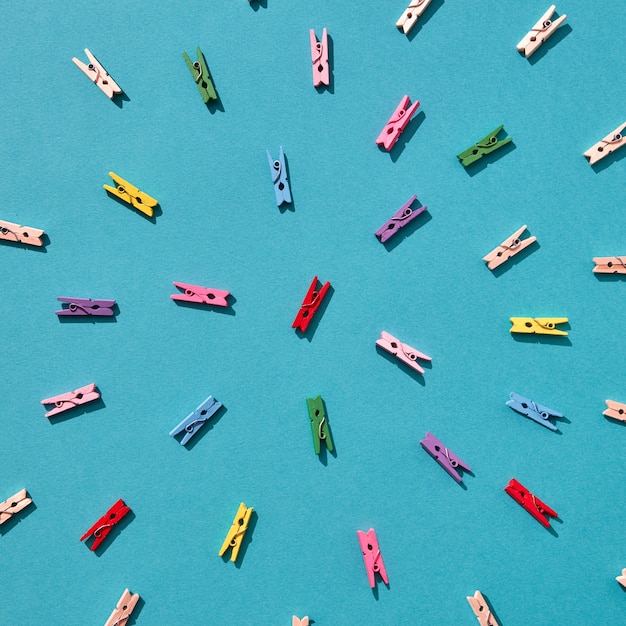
405, 0, 445, 42
124, 597, 144, 626
173, 405, 227, 451
248, 0, 268, 11
57, 303, 120, 323
511, 327, 571, 347
389, 110, 425, 163
604, 414, 626, 428
490, 239, 540, 277
381, 210, 431, 252
46, 394, 106, 425
295, 284, 333, 342
220, 509, 257, 569
527, 23, 572, 65
594, 270, 626, 282
545, 515, 562, 537
89, 509, 135, 556
551, 413, 571, 435
104, 190, 162, 224
0, 501, 36, 536
479, 592, 503, 625
370, 578, 390, 600
279, 152, 295, 213
317, 426, 337, 467
172, 295, 236, 316
590, 140, 626, 173
0, 232, 49, 252
456, 468, 474, 491
206, 94, 225, 115
375, 343, 430, 386
315, 33, 334, 95
463, 140, 516, 176
111, 91, 131, 109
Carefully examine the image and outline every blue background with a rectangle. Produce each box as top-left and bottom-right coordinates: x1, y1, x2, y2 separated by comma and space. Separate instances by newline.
1, 1, 625, 624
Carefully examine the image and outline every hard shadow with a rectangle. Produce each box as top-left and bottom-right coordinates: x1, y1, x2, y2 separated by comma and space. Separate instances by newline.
314, 33, 334, 94
511, 332, 571, 347
379, 209, 431, 252
375, 344, 429, 387
105, 191, 161, 224
594, 270, 626, 281
57, 302, 119, 323
91, 509, 136, 556
46, 395, 106, 424
0, 232, 49, 252
490, 239, 539, 277
206, 96, 225, 114
112, 92, 131, 109
480, 592, 504, 625
388, 110, 426, 162
295, 284, 333, 342
371, 577, 390, 599
405, 0, 445, 42
604, 415, 626, 428
126, 596, 144, 626
463, 141, 516, 176
172, 298, 236, 316
528, 23, 572, 65
171, 405, 227, 451
249, 0, 267, 10
0, 500, 36, 535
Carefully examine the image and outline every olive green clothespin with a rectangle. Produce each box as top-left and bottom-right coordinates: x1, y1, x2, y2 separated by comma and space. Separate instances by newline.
306, 395, 334, 455
457, 125, 512, 167
182, 47, 217, 104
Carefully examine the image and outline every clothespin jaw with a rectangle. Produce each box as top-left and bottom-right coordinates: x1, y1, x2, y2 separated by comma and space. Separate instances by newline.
483, 225, 537, 270
266, 146, 292, 206
171, 282, 230, 307
103, 172, 158, 217
507, 392, 563, 431
169, 395, 223, 446
306, 395, 334, 455
104, 589, 140, 626
40, 383, 100, 418
292, 276, 331, 332
457, 126, 512, 167
55, 297, 116, 317
504, 479, 557, 528
0, 489, 32, 525
375, 195, 427, 243
292, 617, 309, 626
218, 502, 253, 563
516, 6, 567, 58
310, 28, 329, 87
603, 400, 626, 422
375, 330, 431, 375
80, 499, 131, 551
0, 220, 45, 247
182, 47, 217, 103
376, 95, 420, 151
357, 528, 388, 588
592, 257, 626, 274
616, 569, 626, 588
466, 591, 499, 626
396, 0, 433, 35
509, 317, 568, 336
419, 432, 471, 483
71, 49, 122, 99
584, 123, 626, 165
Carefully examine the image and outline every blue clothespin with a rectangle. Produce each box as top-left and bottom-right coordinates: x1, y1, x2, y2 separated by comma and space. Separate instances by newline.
170, 395, 222, 445
506, 392, 563, 431
266, 146, 292, 206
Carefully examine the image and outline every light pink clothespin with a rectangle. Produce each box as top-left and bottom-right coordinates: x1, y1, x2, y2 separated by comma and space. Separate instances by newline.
376, 330, 431, 375
0, 489, 32, 525
171, 282, 230, 307
292, 617, 309, 626
71, 49, 122, 99
584, 123, 626, 165
603, 400, 626, 422
516, 6, 567, 58
592, 257, 626, 274
466, 591, 499, 626
310, 28, 329, 87
617, 569, 626, 588
357, 528, 388, 588
40, 383, 100, 418
483, 225, 537, 270
376, 95, 420, 151
104, 589, 140, 626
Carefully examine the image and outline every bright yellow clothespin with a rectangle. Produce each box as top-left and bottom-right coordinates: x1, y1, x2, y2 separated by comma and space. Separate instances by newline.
219, 502, 253, 563
103, 172, 158, 217
510, 317, 568, 336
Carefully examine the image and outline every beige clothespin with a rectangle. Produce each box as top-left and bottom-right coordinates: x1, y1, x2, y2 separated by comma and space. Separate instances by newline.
516, 6, 567, 58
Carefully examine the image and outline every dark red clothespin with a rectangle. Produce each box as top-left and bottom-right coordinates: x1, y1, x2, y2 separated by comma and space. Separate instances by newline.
292, 276, 330, 332
80, 499, 131, 551
504, 478, 557, 528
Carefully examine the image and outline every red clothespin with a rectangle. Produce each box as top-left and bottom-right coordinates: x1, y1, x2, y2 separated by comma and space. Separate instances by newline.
504, 479, 557, 528
80, 499, 131, 551
375, 95, 420, 151
292, 276, 330, 332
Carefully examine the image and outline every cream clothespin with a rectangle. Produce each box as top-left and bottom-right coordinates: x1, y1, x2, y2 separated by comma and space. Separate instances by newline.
292, 617, 309, 626
104, 589, 140, 626
603, 400, 626, 422
0, 489, 32, 525
584, 123, 626, 165
617, 569, 626, 588
466, 591, 499, 626
516, 6, 567, 58
219, 502, 253, 563
396, 0, 433, 35
72, 49, 122, 99
483, 225, 537, 270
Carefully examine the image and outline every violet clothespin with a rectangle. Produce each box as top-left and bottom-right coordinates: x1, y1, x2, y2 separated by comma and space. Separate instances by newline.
419, 432, 471, 483
41, 383, 100, 418
376, 95, 420, 151
357, 528, 388, 588
375, 195, 426, 243
171, 282, 230, 307
310, 28, 329, 87
55, 297, 116, 316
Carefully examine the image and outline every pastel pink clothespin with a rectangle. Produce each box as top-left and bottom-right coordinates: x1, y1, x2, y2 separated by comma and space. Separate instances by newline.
376, 95, 420, 151
593, 257, 626, 274
617, 569, 626, 588
376, 330, 431, 375
0, 220, 45, 247
104, 589, 140, 626
40, 383, 100, 418
171, 282, 230, 307
584, 123, 626, 165
71, 49, 122, 99
466, 591, 499, 626
292, 617, 309, 626
0, 489, 32, 525
375, 195, 427, 243
357, 528, 388, 588
310, 28, 329, 87
516, 5, 567, 58
483, 225, 537, 270
603, 400, 626, 422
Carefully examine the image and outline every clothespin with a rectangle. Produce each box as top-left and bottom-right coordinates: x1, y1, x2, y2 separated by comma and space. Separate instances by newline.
357, 528, 388, 588
310, 28, 329, 87
103, 172, 158, 218
267, 146, 292, 206
169, 395, 223, 446
376, 330, 431, 375
603, 400, 626, 422
593, 257, 626, 274
41, 383, 100, 418
375, 195, 427, 243
104, 589, 140, 626
292, 276, 331, 332
483, 225, 537, 270
504, 479, 557, 528
80, 499, 131, 551
0, 220, 45, 247
516, 6, 567, 58
457, 126, 512, 167
396, 0, 433, 35
292, 618, 309, 626
509, 317, 568, 336
584, 123, 626, 165
55, 297, 116, 317
72, 49, 122, 99
0, 489, 32, 525
182, 47, 217, 104
419, 433, 471, 483
218, 502, 253, 563
376, 95, 420, 151
306, 395, 334, 455
617, 569, 626, 588
507, 392, 563, 431
466, 591, 499, 626
171, 282, 230, 307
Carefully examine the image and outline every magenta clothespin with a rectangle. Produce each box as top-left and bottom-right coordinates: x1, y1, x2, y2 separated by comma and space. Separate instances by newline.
375, 195, 427, 243
55, 297, 115, 316
40, 383, 100, 418
376, 95, 420, 151
310, 28, 329, 87
357, 528, 388, 588
171, 282, 230, 307
419, 433, 471, 483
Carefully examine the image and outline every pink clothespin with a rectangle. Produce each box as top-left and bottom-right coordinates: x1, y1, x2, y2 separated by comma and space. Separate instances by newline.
617, 569, 626, 588
171, 282, 230, 307
376, 95, 420, 151
310, 28, 329, 87
603, 400, 626, 422
292, 617, 309, 626
0, 489, 32, 525
483, 225, 537, 270
40, 383, 100, 418
376, 330, 431, 375
466, 591, 499, 626
71, 49, 122, 99
357, 528, 388, 588
584, 123, 626, 165
104, 589, 140, 626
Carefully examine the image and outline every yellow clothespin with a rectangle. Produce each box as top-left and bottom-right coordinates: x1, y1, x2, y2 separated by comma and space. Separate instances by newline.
219, 502, 253, 563
104, 589, 140, 626
510, 317, 568, 336
103, 172, 158, 217
0, 489, 32, 524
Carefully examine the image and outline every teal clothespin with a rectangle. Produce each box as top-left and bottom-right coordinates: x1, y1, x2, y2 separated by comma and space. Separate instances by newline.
182, 47, 217, 103
456, 125, 512, 167
306, 395, 333, 455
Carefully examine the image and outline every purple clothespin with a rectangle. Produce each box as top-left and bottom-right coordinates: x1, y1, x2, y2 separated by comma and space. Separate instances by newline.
375, 195, 426, 243
419, 432, 471, 483
55, 297, 116, 316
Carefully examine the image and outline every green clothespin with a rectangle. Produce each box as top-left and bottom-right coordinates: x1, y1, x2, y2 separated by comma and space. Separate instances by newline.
306, 395, 333, 455
182, 47, 217, 104
456, 125, 512, 167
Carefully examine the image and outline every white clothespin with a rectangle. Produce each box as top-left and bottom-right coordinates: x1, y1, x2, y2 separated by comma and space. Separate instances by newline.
72, 49, 122, 99
396, 0, 433, 35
